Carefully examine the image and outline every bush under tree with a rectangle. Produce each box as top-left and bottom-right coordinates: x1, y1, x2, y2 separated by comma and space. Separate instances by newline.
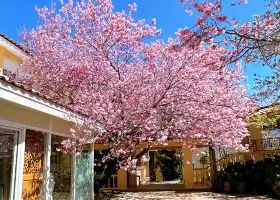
155, 150, 182, 181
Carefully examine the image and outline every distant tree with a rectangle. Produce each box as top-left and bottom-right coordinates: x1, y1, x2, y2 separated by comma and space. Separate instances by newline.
199, 154, 210, 168
249, 107, 280, 131
155, 150, 181, 181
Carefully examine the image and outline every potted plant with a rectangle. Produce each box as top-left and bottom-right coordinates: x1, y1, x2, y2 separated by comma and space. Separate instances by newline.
223, 162, 234, 193
222, 162, 246, 193
215, 171, 224, 193
252, 161, 264, 194
263, 158, 277, 197
232, 162, 246, 194
233, 171, 246, 193
273, 174, 280, 197
244, 159, 254, 193
223, 180, 231, 193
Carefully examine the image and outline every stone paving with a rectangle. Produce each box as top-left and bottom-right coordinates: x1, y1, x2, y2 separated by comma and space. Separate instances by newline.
109, 191, 271, 200
150, 180, 181, 184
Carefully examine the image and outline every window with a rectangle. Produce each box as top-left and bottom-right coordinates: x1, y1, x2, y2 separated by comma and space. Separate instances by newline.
3, 58, 19, 78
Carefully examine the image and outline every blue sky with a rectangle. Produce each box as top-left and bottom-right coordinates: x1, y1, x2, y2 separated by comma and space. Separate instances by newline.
0, 0, 271, 96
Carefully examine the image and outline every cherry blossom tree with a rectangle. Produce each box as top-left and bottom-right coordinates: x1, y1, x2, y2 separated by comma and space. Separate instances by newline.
181, 0, 280, 104
20, 0, 255, 191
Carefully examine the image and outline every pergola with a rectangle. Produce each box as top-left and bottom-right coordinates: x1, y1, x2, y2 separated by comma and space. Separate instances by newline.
93, 139, 216, 191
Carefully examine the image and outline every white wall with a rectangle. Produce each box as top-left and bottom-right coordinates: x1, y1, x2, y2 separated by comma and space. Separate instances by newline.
192, 155, 201, 168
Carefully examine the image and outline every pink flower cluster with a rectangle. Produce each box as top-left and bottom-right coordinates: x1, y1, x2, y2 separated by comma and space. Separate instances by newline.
21, 0, 256, 171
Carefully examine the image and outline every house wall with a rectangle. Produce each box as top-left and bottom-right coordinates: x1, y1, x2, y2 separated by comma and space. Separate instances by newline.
249, 126, 262, 140
0, 39, 75, 135
0, 37, 96, 200
248, 126, 264, 161
192, 155, 201, 169
0, 45, 22, 75
0, 98, 73, 135
0, 46, 4, 73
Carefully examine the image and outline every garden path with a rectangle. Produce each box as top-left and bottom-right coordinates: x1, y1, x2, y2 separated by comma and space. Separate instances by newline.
110, 191, 271, 200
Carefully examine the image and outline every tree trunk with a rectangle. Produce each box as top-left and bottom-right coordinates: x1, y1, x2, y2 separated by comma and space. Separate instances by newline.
149, 151, 156, 181
209, 146, 218, 190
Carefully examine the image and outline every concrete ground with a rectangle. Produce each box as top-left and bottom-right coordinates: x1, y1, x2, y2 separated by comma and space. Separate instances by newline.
109, 191, 271, 200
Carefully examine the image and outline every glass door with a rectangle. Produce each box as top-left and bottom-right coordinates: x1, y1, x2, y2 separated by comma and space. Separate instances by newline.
21, 129, 45, 200
50, 135, 71, 200
0, 127, 19, 200
75, 150, 93, 200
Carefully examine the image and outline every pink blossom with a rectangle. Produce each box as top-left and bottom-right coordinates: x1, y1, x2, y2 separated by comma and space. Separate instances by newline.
155, 29, 162, 35
128, 2, 137, 12
152, 18, 157, 25
231, 18, 238, 27
185, 9, 193, 16
193, 3, 203, 12
241, 0, 248, 4
21, 0, 256, 171
215, 15, 227, 22
239, 22, 251, 34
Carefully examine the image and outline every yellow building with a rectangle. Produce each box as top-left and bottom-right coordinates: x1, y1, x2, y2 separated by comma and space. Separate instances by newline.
0, 34, 94, 200
215, 104, 280, 171
94, 140, 213, 191
95, 104, 280, 192
248, 104, 280, 159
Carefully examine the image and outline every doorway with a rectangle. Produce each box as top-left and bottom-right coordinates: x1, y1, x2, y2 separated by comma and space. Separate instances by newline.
0, 127, 19, 200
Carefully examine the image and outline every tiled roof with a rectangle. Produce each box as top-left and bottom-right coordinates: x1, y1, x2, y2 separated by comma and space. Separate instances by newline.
0, 34, 87, 117
0, 33, 25, 52
0, 74, 85, 116
259, 103, 280, 110
0, 74, 47, 99
0, 74, 58, 103
254, 103, 280, 115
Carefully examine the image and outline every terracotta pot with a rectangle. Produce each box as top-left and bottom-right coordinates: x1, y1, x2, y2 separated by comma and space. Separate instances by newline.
235, 182, 246, 194
275, 186, 280, 197
223, 182, 230, 193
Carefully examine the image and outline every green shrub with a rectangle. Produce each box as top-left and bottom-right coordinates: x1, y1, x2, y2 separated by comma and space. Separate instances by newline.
155, 150, 182, 181
221, 157, 280, 197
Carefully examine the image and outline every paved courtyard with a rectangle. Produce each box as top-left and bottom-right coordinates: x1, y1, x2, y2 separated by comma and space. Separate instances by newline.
109, 191, 271, 200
